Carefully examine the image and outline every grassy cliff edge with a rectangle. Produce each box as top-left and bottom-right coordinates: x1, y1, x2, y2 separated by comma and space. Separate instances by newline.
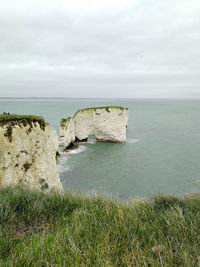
0, 185, 200, 266
73, 106, 128, 118
0, 114, 46, 130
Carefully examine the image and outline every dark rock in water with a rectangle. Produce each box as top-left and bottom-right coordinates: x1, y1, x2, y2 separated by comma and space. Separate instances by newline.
80, 137, 88, 142
75, 136, 88, 142
64, 142, 79, 152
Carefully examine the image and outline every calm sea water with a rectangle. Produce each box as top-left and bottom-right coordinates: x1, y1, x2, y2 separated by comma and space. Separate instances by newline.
1, 98, 200, 198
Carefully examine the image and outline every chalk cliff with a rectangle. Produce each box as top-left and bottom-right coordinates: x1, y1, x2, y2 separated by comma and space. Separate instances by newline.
60, 106, 128, 148
0, 115, 62, 191
60, 117, 75, 148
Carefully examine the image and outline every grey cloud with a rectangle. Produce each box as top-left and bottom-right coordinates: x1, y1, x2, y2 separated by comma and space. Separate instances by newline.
0, 0, 199, 98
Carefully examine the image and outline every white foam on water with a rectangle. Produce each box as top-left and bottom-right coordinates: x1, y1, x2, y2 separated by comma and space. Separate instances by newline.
67, 145, 87, 155
127, 138, 140, 144
87, 135, 97, 144
57, 152, 71, 173
58, 145, 88, 174
87, 139, 96, 144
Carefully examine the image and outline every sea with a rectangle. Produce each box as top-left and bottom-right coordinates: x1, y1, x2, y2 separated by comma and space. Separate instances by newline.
1, 98, 200, 199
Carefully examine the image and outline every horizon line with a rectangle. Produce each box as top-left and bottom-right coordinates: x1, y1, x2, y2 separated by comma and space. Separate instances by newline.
1, 97, 200, 100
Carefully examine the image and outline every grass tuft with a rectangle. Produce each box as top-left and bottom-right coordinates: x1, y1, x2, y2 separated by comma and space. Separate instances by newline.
60, 116, 71, 128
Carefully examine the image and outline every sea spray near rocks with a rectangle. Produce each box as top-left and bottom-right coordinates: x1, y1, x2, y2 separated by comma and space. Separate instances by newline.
57, 152, 72, 173
57, 145, 88, 174
127, 138, 140, 144
67, 145, 87, 155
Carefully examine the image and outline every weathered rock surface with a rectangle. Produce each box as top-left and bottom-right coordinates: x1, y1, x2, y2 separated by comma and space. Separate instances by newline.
60, 106, 128, 148
0, 115, 62, 191
60, 117, 75, 148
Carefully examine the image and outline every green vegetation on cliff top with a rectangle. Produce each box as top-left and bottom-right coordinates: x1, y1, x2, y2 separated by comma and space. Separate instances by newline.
0, 114, 46, 129
60, 116, 71, 127
1, 185, 200, 266
73, 106, 128, 118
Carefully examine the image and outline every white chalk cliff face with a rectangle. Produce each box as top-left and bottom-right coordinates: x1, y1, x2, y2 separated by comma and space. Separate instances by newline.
0, 117, 62, 191
60, 106, 128, 147
60, 117, 75, 147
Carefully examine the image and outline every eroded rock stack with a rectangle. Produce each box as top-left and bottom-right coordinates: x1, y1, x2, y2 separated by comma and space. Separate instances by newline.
60, 106, 128, 148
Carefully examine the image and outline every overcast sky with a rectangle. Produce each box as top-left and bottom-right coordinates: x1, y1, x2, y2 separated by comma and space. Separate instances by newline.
0, 0, 199, 98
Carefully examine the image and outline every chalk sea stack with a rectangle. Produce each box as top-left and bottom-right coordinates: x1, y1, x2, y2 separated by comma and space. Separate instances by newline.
60, 106, 128, 149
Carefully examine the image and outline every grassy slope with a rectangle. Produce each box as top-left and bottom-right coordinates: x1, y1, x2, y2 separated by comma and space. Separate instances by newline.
0, 186, 200, 266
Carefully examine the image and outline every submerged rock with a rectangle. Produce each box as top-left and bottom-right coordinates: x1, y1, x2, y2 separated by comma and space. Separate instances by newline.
64, 143, 79, 152
0, 114, 62, 191
60, 106, 128, 148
